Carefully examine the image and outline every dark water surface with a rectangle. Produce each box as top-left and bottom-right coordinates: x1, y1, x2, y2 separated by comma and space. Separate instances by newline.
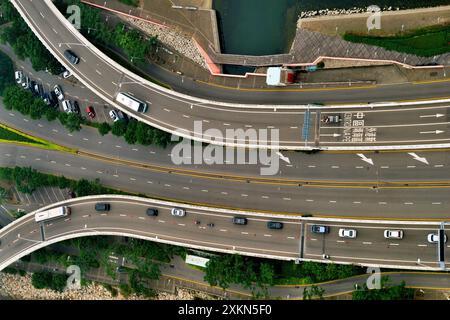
213, 0, 450, 57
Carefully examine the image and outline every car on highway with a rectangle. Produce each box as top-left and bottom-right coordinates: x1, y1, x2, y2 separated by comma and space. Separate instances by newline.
171, 208, 185, 217
146, 208, 158, 216
267, 221, 283, 230
338, 228, 357, 239
53, 85, 64, 101
232, 217, 247, 225
384, 229, 404, 239
311, 225, 330, 234
86, 106, 95, 119
321, 114, 341, 124
427, 233, 448, 243
64, 49, 80, 65
15, 70, 23, 84
95, 203, 110, 212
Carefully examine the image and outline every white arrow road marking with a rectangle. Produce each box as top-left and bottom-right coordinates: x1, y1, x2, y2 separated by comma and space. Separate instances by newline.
357, 153, 374, 165
420, 114, 445, 118
276, 152, 291, 164
419, 130, 444, 134
320, 133, 341, 137
408, 152, 429, 165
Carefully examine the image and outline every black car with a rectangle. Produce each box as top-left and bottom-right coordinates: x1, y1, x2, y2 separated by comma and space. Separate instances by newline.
43, 91, 58, 107
64, 49, 80, 65
232, 217, 247, 225
311, 225, 330, 234
95, 203, 110, 212
73, 100, 80, 113
267, 221, 283, 230
146, 208, 158, 216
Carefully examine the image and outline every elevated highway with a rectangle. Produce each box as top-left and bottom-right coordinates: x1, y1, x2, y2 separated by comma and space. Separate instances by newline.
0, 195, 447, 272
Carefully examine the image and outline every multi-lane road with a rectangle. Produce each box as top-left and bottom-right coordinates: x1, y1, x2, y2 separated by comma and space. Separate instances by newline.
3, 0, 450, 284
0, 195, 447, 272
10, 0, 450, 150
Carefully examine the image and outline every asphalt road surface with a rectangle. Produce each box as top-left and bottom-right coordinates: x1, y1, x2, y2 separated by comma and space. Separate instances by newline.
11, 0, 450, 149
0, 196, 447, 271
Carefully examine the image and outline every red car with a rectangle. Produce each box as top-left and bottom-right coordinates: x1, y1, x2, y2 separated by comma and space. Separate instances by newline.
86, 106, 95, 119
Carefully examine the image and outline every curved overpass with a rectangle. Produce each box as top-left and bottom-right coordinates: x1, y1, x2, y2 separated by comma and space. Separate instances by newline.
10, 0, 450, 150
0, 195, 447, 272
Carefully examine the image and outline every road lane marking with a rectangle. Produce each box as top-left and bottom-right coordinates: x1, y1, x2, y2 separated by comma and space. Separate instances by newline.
178, 223, 185, 226
363, 242, 372, 245
120, 214, 127, 217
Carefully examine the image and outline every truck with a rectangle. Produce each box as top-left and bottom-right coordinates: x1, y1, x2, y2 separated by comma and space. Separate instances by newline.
115, 92, 148, 113
35, 206, 71, 223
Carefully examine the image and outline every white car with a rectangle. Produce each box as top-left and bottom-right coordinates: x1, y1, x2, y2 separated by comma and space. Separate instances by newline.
109, 110, 119, 122
427, 233, 447, 244
21, 76, 30, 89
338, 228, 357, 239
62, 70, 72, 79
53, 85, 64, 101
62, 100, 75, 113
15, 70, 23, 84
171, 208, 186, 217
384, 230, 404, 239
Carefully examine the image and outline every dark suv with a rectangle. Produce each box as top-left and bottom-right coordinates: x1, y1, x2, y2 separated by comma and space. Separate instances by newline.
64, 49, 80, 65
267, 221, 283, 230
146, 208, 158, 216
95, 203, 110, 212
232, 217, 247, 225
311, 225, 330, 234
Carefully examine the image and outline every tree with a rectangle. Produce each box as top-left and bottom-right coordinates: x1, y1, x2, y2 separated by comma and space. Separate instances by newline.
0, 51, 14, 94
31, 271, 67, 292
45, 108, 59, 121
64, 113, 82, 132
111, 120, 127, 136
352, 277, 414, 300
98, 122, 111, 136
0, 186, 9, 205
303, 285, 325, 300
29, 99, 47, 120
124, 120, 137, 144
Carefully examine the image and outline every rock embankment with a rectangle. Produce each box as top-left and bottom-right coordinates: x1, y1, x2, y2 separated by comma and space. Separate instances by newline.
0, 272, 215, 300
123, 17, 208, 70
300, 7, 400, 19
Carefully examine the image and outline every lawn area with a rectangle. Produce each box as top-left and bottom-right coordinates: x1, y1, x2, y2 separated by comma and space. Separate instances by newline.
0, 125, 41, 144
343, 24, 450, 57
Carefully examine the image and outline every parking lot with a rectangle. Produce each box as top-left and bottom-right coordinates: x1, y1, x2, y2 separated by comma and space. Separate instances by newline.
14, 61, 122, 125
10, 186, 72, 212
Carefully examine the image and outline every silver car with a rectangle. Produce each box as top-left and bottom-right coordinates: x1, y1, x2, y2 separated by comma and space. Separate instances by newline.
53, 85, 64, 101
171, 208, 186, 217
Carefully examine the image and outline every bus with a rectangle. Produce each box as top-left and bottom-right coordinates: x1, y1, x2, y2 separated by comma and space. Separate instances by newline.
115, 92, 148, 113
35, 206, 71, 223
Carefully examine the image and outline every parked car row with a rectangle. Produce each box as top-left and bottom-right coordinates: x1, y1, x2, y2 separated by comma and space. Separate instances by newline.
93, 204, 282, 230
311, 224, 447, 243
15, 69, 97, 120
